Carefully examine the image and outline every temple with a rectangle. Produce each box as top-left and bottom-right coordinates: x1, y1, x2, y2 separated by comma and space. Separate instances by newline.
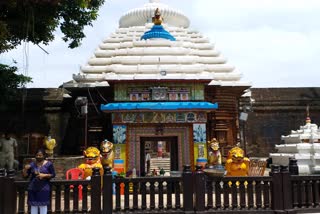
63, 0, 250, 174
270, 116, 320, 174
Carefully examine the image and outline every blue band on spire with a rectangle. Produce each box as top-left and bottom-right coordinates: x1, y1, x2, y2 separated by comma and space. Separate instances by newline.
141, 25, 176, 41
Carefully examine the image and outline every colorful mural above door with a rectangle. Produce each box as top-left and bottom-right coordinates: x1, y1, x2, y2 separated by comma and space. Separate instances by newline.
114, 83, 204, 101
112, 112, 207, 124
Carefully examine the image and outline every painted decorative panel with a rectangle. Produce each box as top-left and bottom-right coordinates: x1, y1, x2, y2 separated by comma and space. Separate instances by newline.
198, 144, 205, 158
168, 92, 179, 101
194, 84, 204, 100
112, 112, 207, 124
114, 83, 204, 101
151, 87, 168, 100
130, 93, 140, 101
114, 85, 129, 101
113, 125, 126, 144
193, 123, 206, 143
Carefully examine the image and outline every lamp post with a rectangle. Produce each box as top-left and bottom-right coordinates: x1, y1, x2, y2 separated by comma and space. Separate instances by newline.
239, 111, 248, 155
75, 97, 88, 149
239, 94, 255, 155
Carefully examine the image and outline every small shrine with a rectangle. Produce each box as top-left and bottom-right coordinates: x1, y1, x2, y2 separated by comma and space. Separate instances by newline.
270, 114, 320, 174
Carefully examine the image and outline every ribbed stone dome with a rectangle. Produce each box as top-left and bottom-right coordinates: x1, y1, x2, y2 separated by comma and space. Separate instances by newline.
119, 0, 190, 28
64, 0, 251, 88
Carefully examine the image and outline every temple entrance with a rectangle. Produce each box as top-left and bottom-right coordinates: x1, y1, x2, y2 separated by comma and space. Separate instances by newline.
140, 136, 178, 176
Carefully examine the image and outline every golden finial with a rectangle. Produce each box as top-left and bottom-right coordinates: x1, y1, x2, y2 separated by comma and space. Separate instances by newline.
152, 8, 163, 25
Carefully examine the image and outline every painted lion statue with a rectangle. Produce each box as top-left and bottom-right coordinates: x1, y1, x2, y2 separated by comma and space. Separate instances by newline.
207, 138, 222, 166
78, 147, 103, 179
225, 146, 250, 176
100, 139, 114, 168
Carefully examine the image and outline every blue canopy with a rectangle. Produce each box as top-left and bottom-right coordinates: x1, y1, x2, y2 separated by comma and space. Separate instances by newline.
100, 102, 218, 111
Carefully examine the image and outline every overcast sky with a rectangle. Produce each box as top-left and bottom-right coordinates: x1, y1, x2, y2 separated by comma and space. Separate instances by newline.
1, 0, 320, 88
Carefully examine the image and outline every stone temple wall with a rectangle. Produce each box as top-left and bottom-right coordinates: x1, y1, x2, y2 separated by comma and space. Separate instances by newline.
242, 88, 320, 157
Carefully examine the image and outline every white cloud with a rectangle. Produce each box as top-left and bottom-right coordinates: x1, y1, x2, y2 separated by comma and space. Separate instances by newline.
1, 0, 320, 88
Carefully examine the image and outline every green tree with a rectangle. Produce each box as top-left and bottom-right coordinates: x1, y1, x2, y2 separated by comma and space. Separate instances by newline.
0, 0, 105, 53
0, 63, 32, 103
0, 0, 105, 96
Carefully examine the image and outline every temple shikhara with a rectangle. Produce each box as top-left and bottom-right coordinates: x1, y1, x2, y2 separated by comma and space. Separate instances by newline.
270, 115, 320, 174
64, 0, 251, 174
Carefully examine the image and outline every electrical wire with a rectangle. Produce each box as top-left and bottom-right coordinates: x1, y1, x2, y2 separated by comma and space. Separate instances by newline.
21, 6, 31, 118
88, 88, 100, 114
96, 88, 108, 103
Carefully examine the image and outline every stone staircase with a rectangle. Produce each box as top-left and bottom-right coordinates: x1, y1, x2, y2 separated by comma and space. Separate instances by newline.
150, 158, 170, 174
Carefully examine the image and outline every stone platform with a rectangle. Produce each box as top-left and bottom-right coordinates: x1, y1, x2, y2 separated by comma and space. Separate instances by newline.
22, 156, 83, 179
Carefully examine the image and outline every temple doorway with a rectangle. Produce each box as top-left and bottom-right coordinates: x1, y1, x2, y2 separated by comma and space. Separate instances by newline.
140, 136, 178, 176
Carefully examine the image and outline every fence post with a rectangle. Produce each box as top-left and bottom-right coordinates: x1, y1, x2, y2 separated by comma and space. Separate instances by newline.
0, 169, 5, 214
4, 169, 17, 214
194, 165, 205, 213
102, 166, 113, 214
91, 167, 102, 214
183, 165, 194, 213
270, 165, 285, 213
281, 165, 293, 211
289, 158, 299, 175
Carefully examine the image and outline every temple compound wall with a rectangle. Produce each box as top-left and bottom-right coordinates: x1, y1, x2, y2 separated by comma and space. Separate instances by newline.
242, 88, 320, 157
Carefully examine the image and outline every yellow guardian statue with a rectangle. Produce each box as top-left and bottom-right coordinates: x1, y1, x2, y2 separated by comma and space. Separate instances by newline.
207, 138, 222, 166
78, 147, 103, 179
100, 139, 114, 168
44, 136, 56, 157
225, 146, 250, 176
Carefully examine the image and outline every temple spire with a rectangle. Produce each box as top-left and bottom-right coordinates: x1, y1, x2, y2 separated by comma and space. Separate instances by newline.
141, 8, 176, 41
306, 105, 311, 124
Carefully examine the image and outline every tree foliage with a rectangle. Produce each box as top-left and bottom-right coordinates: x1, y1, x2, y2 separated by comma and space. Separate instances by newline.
0, 63, 32, 103
0, 0, 105, 53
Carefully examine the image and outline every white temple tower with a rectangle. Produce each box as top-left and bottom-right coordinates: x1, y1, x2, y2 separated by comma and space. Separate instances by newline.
270, 116, 320, 174
64, 0, 250, 87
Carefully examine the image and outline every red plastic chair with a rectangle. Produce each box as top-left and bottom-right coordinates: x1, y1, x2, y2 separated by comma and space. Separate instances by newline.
66, 168, 85, 200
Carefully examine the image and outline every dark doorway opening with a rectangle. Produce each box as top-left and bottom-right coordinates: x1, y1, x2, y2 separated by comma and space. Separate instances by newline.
140, 136, 178, 176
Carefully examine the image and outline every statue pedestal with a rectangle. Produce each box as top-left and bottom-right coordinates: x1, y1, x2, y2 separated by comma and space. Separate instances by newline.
48, 156, 83, 178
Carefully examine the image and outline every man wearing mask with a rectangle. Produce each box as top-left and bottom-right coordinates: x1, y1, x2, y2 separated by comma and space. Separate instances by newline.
0, 133, 18, 170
